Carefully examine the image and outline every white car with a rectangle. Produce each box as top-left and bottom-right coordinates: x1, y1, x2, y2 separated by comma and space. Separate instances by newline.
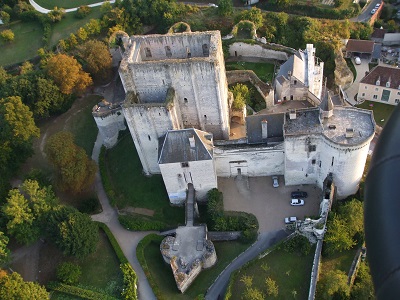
375, 3, 381, 9
285, 216, 297, 224
371, 8, 377, 15
354, 56, 361, 65
291, 199, 305, 206
272, 176, 279, 188
208, 3, 218, 7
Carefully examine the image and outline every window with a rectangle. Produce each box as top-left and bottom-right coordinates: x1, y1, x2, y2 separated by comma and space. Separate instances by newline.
386, 82, 391, 88
362, 93, 365, 97
312, 159, 316, 165
145, 47, 152, 58
375, 88, 379, 91
186, 47, 191, 58
381, 89, 390, 102
309, 145, 316, 152
319, 161, 321, 168
331, 157, 334, 166
184, 97, 188, 103
165, 46, 172, 57
148, 135, 151, 141
294, 80, 297, 85
365, 86, 368, 89
397, 92, 400, 95
373, 95, 378, 99
202, 44, 209, 56
396, 99, 400, 104
204, 115, 207, 118
181, 162, 189, 168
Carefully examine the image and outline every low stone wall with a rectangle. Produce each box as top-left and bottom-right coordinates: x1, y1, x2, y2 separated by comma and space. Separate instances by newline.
229, 42, 292, 61
347, 247, 362, 287
208, 231, 241, 241
308, 240, 323, 300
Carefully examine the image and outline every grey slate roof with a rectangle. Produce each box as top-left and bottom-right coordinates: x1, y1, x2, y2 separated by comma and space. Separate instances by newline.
320, 91, 334, 112
277, 55, 294, 78
158, 128, 213, 164
246, 113, 284, 144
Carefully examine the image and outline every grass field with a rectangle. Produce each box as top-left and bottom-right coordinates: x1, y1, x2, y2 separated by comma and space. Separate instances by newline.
356, 100, 396, 127
228, 244, 315, 299
143, 237, 251, 299
0, 21, 43, 66
104, 133, 184, 225
35, 0, 102, 9
225, 61, 275, 83
50, 6, 104, 46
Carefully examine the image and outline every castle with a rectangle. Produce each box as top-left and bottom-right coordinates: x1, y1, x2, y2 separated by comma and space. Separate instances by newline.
93, 26, 375, 205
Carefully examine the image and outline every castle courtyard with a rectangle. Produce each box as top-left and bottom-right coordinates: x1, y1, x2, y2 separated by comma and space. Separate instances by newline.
218, 176, 322, 232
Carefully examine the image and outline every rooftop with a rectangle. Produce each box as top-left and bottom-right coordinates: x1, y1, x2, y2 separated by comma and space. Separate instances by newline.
158, 129, 213, 164
246, 113, 284, 144
371, 28, 387, 40
321, 107, 375, 145
360, 65, 400, 89
345, 39, 375, 53
284, 108, 322, 135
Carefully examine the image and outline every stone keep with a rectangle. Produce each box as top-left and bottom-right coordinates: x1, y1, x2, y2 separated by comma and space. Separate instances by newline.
119, 30, 230, 175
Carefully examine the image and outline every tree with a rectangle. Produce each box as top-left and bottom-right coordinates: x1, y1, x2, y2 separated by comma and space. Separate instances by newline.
2, 180, 58, 244
76, 5, 91, 19
0, 66, 10, 85
0, 11, 10, 25
351, 261, 374, 299
217, 0, 233, 17
77, 40, 112, 80
242, 287, 264, 300
0, 29, 14, 42
324, 216, 355, 254
0, 232, 10, 266
230, 83, 250, 110
235, 7, 264, 29
50, 208, 99, 258
56, 262, 81, 284
0, 270, 49, 299
339, 199, 364, 236
47, 7, 65, 23
318, 270, 350, 299
19, 61, 33, 75
46, 54, 92, 95
265, 277, 279, 297
45, 131, 97, 194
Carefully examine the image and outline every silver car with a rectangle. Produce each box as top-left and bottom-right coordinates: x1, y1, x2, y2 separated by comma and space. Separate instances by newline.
291, 199, 305, 206
272, 176, 279, 188
285, 216, 297, 224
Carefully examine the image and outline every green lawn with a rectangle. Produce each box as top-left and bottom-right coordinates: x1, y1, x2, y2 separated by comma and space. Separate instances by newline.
64, 94, 100, 156
35, 0, 102, 9
143, 237, 251, 299
0, 21, 43, 66
104, 133, 184, 225
356, 100, 396, 127
225, 61, 275, 83
50, 6, 103, 46
228, 244, 315, 299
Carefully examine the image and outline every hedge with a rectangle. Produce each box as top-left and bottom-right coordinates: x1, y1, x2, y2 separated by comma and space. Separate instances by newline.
136, 234, 165, 300
119, 215, 167, 231
48, 282, 118, 300
120, 263, 138, 300
96, 222, 128, 264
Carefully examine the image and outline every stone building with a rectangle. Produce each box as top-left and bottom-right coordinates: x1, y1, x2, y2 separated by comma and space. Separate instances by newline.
94, 26, 375, 204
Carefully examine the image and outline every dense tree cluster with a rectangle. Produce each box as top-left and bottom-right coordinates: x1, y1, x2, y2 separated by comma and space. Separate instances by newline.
76, 40, 112, 80
230, 83, 250, 110
45, 131, 97, 194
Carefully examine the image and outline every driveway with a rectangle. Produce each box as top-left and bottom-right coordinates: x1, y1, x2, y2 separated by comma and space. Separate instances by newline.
218, 176, 322, 232
343, 57, 370, 106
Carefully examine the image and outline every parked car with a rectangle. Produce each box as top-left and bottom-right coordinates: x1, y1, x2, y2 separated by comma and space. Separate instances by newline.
371, 8, 377, 14
272, 176, 279, 188
375, 3, 381, 9
291, 191, 308, 198
291, 199, 305, 206
354, 56, 361, 65
285, 216, 297, 224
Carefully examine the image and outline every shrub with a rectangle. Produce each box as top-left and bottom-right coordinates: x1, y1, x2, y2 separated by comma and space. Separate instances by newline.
120, 263, 138, 300
78, 197, 102, 214
56, 262, 82, 285
283, 234, 311, 255
76, 6, 91, 19
0, 29, 14, 42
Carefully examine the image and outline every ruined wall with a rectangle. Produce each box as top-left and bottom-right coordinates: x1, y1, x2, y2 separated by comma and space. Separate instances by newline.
93, 108, 126, 148
123, 104, 176, 175
229, 42, 289, 61
214, 144, 285, 177
159, 159, 217, 205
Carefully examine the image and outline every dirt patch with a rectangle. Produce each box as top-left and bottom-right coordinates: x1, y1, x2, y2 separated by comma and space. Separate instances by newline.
9, 240, 41, 282
119, 206, 155, 217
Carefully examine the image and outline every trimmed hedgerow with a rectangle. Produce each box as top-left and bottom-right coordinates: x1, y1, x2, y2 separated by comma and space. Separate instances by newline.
136, 234, 165, 300
48, 282, 117, 300
120, 263, 138, 300
96, 222, 128, 264
118, 215, 167, 231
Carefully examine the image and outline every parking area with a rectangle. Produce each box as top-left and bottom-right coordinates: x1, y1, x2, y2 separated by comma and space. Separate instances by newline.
218, 176, 322, 233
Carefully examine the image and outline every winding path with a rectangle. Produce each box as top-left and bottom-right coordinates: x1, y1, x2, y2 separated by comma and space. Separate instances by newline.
28, 0, 115, 13
90, 134, 156, 300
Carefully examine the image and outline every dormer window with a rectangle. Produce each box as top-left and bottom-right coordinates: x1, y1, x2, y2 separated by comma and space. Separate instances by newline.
376, 78, 380, 86
386, 81, 391, 88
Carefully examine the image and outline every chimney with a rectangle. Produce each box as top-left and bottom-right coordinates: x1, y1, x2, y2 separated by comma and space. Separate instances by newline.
346, 128, 354, 138
261, 120, 268, 140
188, 135, 196, 148
289, 109, 297, 120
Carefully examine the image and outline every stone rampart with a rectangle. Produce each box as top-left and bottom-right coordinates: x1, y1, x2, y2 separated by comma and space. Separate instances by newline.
229, 42, 291, 61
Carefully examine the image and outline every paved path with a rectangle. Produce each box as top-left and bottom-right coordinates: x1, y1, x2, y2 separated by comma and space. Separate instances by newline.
90, 133, 156, 300
343, 57, 370, 106
29, 0, 116, 13
205, 230, 289, 300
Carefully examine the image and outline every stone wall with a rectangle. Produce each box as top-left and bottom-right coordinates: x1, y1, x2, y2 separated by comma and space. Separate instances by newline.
229, 42, 290, 61
214, 143, 285, 177
93, 106, 126, 148
159, 160, 217, 205
334, 50, 354, 89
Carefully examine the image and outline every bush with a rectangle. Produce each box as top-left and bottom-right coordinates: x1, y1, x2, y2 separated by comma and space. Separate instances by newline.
78, 197, 102, 214
76, 6, 91, 19
56, 262, 82, 285
283, 234, 311, 255
118, 215, 167, 231
120, 263, 138, 300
